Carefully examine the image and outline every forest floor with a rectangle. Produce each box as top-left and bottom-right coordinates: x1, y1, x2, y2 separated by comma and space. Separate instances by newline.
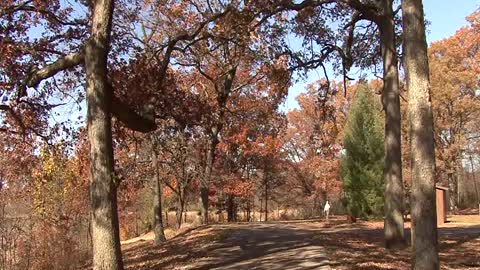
121, 214, 480, 270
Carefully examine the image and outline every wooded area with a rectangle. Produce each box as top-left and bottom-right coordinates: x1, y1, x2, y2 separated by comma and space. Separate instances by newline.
0, 1, 479, 269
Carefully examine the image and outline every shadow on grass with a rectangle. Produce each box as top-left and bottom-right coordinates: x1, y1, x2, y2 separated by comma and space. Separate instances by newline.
122, 225, 218, 269
315, 225, 480, 270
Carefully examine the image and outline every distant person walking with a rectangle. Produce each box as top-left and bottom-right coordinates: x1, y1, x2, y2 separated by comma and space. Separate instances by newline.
324, 200, 331, 220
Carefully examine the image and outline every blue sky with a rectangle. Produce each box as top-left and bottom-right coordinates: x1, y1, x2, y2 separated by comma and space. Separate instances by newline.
45, 1, 479, 131
281, 0, 480, 112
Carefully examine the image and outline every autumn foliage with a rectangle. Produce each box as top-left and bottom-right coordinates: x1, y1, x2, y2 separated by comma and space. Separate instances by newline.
0, 1, 479, 270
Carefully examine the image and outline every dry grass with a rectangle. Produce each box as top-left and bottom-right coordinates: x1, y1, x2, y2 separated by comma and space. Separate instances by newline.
318, 215, 480, 270
121, 225, 236, 270
116, 215, 480, 270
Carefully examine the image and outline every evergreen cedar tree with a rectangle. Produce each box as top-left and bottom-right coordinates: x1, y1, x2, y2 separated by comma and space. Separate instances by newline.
340, 84, 385, 219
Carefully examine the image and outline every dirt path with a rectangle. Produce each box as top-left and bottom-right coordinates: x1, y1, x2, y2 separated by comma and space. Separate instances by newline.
190, 223, 331, 270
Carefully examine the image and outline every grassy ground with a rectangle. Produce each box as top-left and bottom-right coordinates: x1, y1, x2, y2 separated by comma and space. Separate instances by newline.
122, 225, 235, 269
314, 215, 480, 270
119, 215, 480, 270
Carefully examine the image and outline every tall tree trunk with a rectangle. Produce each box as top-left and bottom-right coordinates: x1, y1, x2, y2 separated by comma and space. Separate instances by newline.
198, 68, 236, 224
447, 172, 458, 213
259, 197, 263, 221
264, 176, 268, 222
151, 143, 166, 244
85, 0, 123, 269
199, 185, 209, 224
199, 132, 215, 224
469, 155, 480, 215
165, 208, 169, 227
184, 205, 187, 224
134, 212, 138, 236
379, 0, 405, 249
176, 198, 184, 229
227, 194, 235, 222
402, 0, 439, 268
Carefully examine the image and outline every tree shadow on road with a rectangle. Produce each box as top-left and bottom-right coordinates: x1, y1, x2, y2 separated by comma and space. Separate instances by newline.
122, 223, 330, 270
121, 220, 480, 270
192, 224, 330, 270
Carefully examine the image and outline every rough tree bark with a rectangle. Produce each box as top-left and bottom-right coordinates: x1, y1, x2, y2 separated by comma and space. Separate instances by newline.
227, 194, 235, 222
259, 198, 263, 221
379, 0, 405, 249
184, 205, 188, 223
447, 171, 458, 212
264, 171, 268, 222
402, 0, 439, 268
176, 196, 185, 229
85, 0, 123, 269
199, 131, 216, 224
165, 208, 169, 227
151, 140, 166, 245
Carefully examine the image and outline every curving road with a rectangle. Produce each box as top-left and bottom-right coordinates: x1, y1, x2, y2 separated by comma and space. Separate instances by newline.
191, 222, 331, 270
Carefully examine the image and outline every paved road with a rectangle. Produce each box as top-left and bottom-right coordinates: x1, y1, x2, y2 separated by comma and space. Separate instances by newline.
191, 223, 331, 270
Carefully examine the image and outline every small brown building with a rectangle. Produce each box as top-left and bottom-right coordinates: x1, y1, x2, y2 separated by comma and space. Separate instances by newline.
436, 185, 448, 225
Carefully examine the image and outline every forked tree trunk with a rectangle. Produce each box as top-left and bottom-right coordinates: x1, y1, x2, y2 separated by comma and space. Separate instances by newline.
198, 69, 236, 224
402, 0, 439, 268
85, 0, 123, 269
379, 0, 405, 249
151, 143, 166, 244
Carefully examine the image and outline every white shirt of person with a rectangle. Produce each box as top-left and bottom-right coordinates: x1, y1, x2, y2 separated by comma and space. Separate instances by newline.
324, 201, 330, 212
